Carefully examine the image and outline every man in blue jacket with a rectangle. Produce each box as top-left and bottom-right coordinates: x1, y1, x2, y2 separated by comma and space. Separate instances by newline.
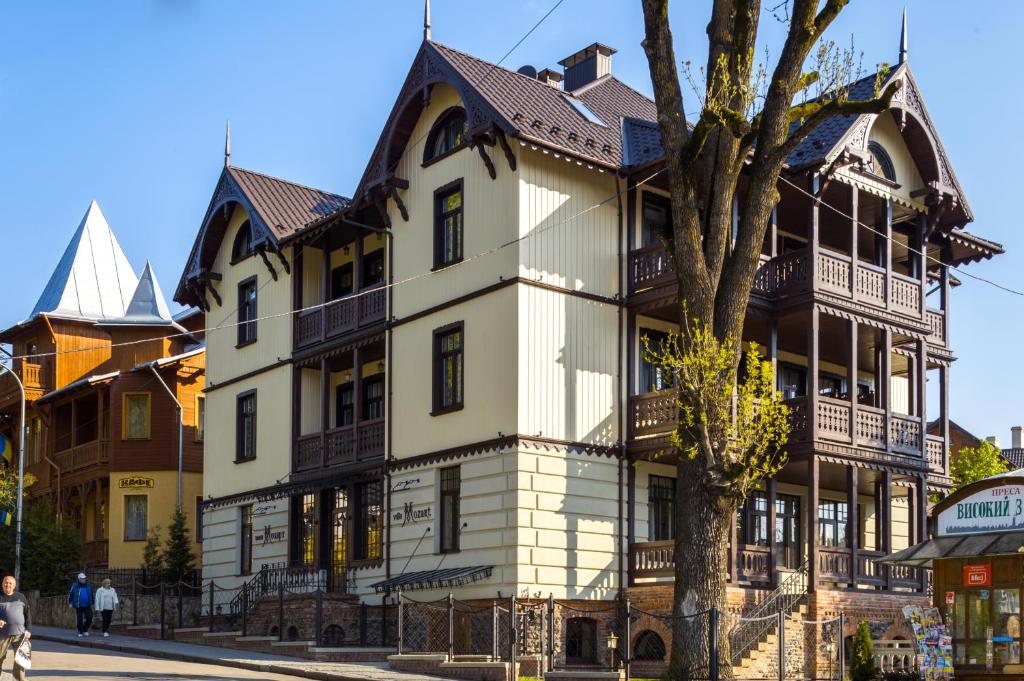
67, 572, 94, 637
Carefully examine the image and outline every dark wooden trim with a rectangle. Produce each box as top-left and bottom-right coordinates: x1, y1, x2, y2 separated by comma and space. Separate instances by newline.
205, 359, 290, 393
386, 434, 625, 474
847, 464, 859, 588
767, 477, 777, 587
433, 178, 464, 270
807, 456, 819, 593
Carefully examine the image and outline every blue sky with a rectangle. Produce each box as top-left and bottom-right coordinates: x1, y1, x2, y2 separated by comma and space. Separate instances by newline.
0, 1, 1020, 442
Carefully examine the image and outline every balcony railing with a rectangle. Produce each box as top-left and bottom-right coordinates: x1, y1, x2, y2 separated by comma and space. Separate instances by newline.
293, 419, 386, 473
54, 440, 110, 475
631, 244, 927, 320
294, 287, 386, 350
0, 361, 49, 403
926, 308, 947, 347
82, 540, 109, 567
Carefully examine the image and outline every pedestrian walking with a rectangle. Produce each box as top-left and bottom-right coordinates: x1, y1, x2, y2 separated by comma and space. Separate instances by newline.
67, 573, 94, 637
0, 575, 32, 681
94, 578, 119, 637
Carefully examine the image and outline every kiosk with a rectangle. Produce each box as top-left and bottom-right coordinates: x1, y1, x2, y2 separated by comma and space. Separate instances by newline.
885, 470, 1024, 680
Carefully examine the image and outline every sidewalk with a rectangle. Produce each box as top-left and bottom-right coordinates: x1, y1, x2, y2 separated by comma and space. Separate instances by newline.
32, 626, 444, 681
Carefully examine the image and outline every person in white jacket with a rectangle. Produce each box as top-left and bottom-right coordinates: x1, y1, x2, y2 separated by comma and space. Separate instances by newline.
94, 579, 119, 637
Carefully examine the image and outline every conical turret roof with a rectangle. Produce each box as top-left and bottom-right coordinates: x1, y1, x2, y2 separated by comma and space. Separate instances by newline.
101, 261, 180, 328
29, 201, 138, 321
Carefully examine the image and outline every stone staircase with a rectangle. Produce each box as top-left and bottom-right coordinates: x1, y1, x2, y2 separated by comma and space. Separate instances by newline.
728, 563, 809, 679
172, 626, 395, 662
730, 602, 807, 679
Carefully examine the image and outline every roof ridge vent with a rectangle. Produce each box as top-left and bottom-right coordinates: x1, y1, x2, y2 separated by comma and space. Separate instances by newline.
558, 42, 616, 91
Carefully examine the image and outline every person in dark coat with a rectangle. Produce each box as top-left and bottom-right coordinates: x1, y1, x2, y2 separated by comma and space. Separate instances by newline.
67, 572, 94, 636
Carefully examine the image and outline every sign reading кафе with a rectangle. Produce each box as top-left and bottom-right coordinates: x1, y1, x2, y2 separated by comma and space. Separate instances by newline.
936, 482, 1024, 536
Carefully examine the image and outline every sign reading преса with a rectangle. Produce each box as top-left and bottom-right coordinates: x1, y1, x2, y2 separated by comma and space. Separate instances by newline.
937, 483, 1024, 536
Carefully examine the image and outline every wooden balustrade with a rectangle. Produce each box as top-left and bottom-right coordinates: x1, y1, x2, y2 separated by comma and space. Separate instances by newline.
736, 545, 771, 585
630, 540, 674, 579
818, 547, 853, 583
630, 391, 676, 438
817, 397, 852, 442
926, 435, 946, 472
629, 244, 676, 293
294, 287, 387, 350
294, 419, 385, 473
54, 440, 109, 474
926, 308, 946, 346
0, 361, 48, 402
295, 434, 322, 472
889, 414, 922, 455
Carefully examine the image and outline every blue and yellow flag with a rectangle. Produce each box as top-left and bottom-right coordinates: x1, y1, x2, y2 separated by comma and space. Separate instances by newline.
0, 511, 13, 527
0, 436, 10, 465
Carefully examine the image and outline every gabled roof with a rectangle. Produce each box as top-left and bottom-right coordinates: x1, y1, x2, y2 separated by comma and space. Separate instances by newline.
99, 261, 183, 331
29, 201, 139, 322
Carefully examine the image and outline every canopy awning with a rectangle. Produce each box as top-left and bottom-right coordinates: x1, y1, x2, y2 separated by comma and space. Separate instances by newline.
371, 566, 493, 594
881, 532, 1024, 568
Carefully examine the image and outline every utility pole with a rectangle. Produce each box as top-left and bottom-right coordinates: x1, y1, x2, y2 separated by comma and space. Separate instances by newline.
0, 364, 26, 583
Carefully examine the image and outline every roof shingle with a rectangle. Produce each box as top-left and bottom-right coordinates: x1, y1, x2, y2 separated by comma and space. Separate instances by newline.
226, 167, 349, 240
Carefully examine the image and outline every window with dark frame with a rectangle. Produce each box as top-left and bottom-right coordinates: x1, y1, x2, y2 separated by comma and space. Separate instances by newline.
355, 480, 383, 561
240, 504, 253, 575
362, 376, 385, 421
236, 391, 257, 462
440, 466, 461, 553
231, 220, 254, 262
335, 383, 354, 427
362, 250, 385, 288
817, 499, 848, 547
331, 264, 353, 301
237, 277, 258, 345
648, 475, 675, 541
124, 495, 148, 541
434, 181, 463, 268
424, 107, 467, 162
641, 193, 672, 248
433, 323, 464, 413
639, 329, 673, 393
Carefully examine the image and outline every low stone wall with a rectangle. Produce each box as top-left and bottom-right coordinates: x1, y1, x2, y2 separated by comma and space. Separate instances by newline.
29, 591, 202, 630
243, 592, 396, 646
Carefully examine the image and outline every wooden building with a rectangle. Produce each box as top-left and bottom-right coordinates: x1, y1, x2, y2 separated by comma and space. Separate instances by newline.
0, 202, 205, 569
175, 16, 1002, 674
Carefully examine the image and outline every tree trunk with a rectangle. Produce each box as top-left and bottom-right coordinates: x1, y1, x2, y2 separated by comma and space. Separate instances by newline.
670, 456, 735, 680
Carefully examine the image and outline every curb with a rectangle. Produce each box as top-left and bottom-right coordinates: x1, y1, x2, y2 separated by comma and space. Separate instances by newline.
31, 632, 383, 681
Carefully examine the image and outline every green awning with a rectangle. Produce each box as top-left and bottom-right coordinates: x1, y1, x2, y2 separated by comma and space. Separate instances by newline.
881, 531, 1024, 567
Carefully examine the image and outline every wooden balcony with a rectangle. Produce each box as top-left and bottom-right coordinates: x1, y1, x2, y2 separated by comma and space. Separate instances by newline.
293, 419, 385, 473
628, 391, 947, 473
294, 287, 386, 351
0, 361, 50, 405
54, 440, 110, 476
630, 244, 929, 323
817, 547, 924, 590
82, 539, 109, 567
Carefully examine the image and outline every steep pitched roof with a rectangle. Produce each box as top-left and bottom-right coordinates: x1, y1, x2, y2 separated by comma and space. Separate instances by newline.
100, 261, 182, 330
29, 201, 138, 322
226, 167, 349, 241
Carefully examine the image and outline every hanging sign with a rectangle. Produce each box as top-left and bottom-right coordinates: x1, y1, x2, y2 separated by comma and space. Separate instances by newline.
963, 563, 992, 587
937, 483, 1024, 536
118, 475, 155, 490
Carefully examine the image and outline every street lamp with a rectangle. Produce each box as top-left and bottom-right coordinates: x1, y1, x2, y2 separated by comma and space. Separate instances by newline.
606, 631, 618, 671
0, 364, 26, 584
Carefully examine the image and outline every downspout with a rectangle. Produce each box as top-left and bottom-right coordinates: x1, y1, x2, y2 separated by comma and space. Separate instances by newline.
150, 364, 183, 511
614, 172, 625, 597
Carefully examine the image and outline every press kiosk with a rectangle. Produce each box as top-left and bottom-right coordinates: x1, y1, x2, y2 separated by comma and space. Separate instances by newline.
885, 471, 1024, 679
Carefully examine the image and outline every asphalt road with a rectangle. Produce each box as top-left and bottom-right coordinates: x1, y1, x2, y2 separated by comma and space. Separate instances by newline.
0, 638, 309, 680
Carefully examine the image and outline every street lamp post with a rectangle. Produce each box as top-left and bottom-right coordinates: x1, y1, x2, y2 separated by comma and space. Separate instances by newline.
0, 364, 26, 583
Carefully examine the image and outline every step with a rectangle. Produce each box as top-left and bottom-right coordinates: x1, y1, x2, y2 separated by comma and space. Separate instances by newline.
202, 631, 243, 638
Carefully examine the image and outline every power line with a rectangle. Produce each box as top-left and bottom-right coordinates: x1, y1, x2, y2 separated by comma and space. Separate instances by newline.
776, 174, 1022, 297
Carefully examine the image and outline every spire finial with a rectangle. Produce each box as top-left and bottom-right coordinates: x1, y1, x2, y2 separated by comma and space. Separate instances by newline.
424, 0, 431, 41
224, 120, 231, 167
898, 7, 908, 64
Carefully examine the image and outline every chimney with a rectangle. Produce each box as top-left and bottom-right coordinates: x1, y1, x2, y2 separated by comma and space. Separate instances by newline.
538, 68, 563, 89
987, 436, 1001, 448
1013, 426, 1024, 449
558, 43, 616, 91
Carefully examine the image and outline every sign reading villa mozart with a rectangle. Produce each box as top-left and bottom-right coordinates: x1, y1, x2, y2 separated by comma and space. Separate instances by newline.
118, 475, 155, 490
936, 483, 1024, 536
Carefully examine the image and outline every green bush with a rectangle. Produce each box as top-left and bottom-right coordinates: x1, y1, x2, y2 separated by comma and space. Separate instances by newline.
0, 500, 82, 595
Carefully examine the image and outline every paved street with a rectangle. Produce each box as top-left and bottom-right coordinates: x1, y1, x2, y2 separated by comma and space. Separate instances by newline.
1, 638, 307, 680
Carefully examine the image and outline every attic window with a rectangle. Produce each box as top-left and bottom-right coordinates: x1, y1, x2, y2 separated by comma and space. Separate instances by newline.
867, 141, 897, 183
564, 96, 606, 126
231, 220, 254, 262
425, 107, 467, 163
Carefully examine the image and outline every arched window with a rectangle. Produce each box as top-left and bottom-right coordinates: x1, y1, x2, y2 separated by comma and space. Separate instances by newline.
424, 107, 467, 162
231, 220, 254, 261
867, 141, 896, 182
323, 624, 345, 646
634, 630, 667, 661
565, 617, 598, 664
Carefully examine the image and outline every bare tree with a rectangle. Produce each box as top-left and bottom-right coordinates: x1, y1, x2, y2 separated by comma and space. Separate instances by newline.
638, 1, 901, 676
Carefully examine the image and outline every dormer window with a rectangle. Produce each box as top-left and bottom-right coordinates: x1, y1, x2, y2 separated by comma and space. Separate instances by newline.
424, 107, 467, 163
231, 220, 254, 262
866, 142, 896, 183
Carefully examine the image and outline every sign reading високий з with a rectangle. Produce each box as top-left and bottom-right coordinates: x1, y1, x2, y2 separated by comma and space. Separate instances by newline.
936, 483, 1024, 536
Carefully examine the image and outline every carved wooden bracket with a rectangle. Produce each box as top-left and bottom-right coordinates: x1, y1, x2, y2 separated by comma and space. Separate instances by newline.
257, 246, 279, 281
496, 129, 517, 172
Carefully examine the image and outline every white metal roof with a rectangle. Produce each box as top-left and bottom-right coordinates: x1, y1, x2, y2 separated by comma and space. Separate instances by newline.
101, 261, 177, 328
29, 201, 139, 322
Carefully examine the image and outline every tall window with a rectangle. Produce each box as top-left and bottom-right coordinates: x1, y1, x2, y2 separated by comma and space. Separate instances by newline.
237, 277, 258, 345
440, 466, 461, 553
424, 107, 467, 162
639, 330, 672, 393
355, 480, 383, 561
778, 363, 806, 400
362, 251, 385, 288
195, 395, 206, 442
335, 383, 354, 427
363, 376, 385, 421
123, 393, 151, 440
331, 263, 353, 301
433, 323, 464, 413
240, 504, 253, 575
231, 220, 254, 261
124, 495, 148, 541
236, 391, 257, 462
641, 193, 672, 247
818, 499, 849, 548
291, 493, 317, 567
434, 181, 464, 268
648, 475, 675, 541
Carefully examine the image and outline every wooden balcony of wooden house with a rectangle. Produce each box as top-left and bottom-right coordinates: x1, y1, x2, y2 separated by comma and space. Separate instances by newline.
53, 439, 111, 477
0, 360, 50, 405
294, 286, 387, 350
